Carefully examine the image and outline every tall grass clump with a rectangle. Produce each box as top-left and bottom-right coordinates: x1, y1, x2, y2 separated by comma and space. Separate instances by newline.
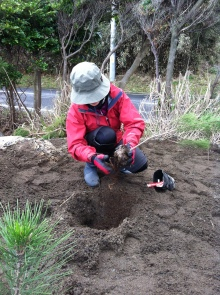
10, 77, 70, 139
139, 71, 220, 147
13, 127, 30, 137
27, 79, 70, 139
0, 200, 74, 295
41, 114, 66, 139
179, 139, 210, 149
53, 79, 71, 117
177, 112, 220, 148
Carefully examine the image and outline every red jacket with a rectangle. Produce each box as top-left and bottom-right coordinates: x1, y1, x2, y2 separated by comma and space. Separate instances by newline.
66, 84, 145, 162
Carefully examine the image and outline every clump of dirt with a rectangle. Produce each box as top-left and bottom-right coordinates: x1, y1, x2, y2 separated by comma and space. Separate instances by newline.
0, 137, 219, 295
111, 144, 130, 170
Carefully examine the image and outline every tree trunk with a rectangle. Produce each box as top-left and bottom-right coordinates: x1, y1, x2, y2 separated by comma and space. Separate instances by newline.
165, 0, 208, 98
34, 70, 42, 116
210, 65, 220, 99
8, 85, 16, 130
165, 26, 179, 98
63, 56, 68, 83
118, 39, 149, 89
148, 33, 161, 93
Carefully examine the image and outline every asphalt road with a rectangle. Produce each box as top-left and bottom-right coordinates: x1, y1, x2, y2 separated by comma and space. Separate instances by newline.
0, 88, 59, 111
0, 88, 153, 112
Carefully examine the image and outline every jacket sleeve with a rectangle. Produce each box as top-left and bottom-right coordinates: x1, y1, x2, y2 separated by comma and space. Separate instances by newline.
118, 91, 146, 148
66, 105, 96, 162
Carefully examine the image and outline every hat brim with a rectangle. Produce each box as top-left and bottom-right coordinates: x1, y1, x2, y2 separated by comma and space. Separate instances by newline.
71, 74, 110, 104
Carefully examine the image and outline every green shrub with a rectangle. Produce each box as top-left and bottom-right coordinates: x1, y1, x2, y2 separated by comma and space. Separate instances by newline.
13, 127, 30, 137
178, 112, 220, 137
208, 67, 218, 74
0, 58, 22, 88
179, 139, 210, 149
42, 115, 66, 139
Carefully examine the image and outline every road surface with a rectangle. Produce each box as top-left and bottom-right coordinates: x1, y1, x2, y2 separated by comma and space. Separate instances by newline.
0, 88, 58, 111
0, 88, 154, 112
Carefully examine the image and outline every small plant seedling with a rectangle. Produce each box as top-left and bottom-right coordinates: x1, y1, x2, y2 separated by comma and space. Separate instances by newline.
0, 200, 74, 295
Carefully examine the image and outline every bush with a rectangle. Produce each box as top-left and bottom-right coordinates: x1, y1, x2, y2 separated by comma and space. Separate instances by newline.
139, 71, 220, 147
13, 127, 30, 137
179, 139, 210, 149
42, 115, 66, 139
178, 112, 220, 138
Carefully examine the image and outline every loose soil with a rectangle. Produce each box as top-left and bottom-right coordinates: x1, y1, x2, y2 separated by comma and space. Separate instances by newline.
0, 137, 219, 295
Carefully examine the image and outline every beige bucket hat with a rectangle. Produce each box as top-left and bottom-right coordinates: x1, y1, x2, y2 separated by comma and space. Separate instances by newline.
70, 62, 110, 104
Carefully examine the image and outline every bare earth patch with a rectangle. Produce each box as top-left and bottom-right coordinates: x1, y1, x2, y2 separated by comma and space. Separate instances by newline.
0, 137, 219, 295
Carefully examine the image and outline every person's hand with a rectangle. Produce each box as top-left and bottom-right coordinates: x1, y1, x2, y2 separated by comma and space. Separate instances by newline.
115, 143, 135, 166
124, 143, 135, 166
91, 154, 113, 175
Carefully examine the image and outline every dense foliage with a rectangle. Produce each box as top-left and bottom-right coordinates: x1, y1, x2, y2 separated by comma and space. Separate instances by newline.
0, 0, 60, 74
0, 0, 219, 80
0, 0, 219, 137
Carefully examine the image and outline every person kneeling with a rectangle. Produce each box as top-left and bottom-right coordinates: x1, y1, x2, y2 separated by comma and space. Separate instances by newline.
66, 62, 148, 187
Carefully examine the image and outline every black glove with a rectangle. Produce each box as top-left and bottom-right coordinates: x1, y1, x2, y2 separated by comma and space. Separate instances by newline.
91, 154, 113, 175
125, 143, 135, 165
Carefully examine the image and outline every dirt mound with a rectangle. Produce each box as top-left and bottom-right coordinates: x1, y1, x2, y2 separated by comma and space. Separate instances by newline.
0, 137, 219, 295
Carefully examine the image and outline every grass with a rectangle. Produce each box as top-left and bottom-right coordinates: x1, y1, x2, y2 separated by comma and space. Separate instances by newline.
13, 127, 30, 137
115, 74, 151, 93
139, 71, 220, 147
42, 114, 66, 139
18, 74, 60, 89
177, 112, 220, 137
179, 139, 210, 149
17, 71, 219, 95
4, 69, 220, 148
18, 73, 151, 92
